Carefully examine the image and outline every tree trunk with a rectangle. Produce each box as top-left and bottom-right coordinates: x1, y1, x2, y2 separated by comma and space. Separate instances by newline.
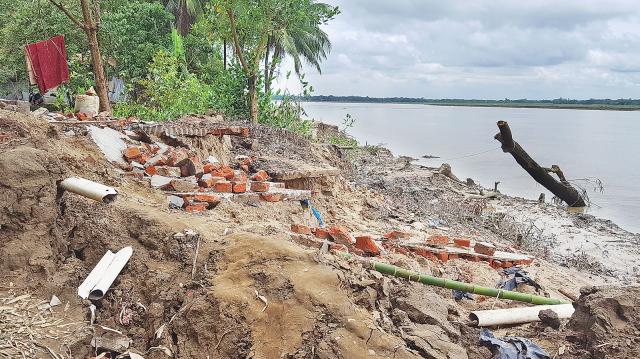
81, 0, 111, 113
494, 121, 585, 207
175, 1, 193, 36
223, 39, 227, 70
248, 74, 258, 123
264, 41, 270, 94
265, 53, 279, 95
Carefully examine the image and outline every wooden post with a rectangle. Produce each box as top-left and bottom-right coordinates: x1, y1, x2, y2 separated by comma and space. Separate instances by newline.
494, 121, 586, 207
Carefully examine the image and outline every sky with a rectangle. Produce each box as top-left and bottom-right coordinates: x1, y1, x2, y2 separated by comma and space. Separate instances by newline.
275, 0, 640, 99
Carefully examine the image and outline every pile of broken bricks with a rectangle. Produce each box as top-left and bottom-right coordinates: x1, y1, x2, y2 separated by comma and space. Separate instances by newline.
290, 224, 534, 269
120, 144, 312, 213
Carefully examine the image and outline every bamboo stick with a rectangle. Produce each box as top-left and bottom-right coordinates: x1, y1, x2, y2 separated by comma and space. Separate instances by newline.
337, 252, 568, 305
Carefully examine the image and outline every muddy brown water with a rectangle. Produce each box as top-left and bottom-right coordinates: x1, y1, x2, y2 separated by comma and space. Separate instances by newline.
304, 102, 640, 233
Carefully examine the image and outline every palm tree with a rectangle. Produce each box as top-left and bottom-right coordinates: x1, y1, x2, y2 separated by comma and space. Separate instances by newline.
264, 2, 333, 93
165, 0, 203, 36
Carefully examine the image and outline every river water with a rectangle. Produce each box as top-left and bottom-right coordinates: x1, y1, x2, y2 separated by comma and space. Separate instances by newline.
303, 102, 640, 233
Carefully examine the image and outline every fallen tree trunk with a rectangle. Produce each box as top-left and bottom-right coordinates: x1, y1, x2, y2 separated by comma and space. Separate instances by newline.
494, 121, 586, 207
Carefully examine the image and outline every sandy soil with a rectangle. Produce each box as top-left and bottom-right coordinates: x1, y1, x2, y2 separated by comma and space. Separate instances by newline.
0, 108, 638, 358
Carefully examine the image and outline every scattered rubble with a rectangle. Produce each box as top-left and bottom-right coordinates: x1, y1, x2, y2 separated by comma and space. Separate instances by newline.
0, 106, 639, 358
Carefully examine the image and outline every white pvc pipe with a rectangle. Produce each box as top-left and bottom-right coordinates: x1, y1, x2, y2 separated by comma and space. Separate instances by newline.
59, 177, 118, 203
470, 304, 574, 327
78, 247, 133, 300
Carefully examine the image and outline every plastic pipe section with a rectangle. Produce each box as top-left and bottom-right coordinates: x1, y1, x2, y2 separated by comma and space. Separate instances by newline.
59, 177, 118, 203
470, 304, 575, 327
78, 246, 133, 300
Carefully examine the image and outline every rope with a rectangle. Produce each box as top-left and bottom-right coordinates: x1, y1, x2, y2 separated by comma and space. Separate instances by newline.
431, 146, 501, 162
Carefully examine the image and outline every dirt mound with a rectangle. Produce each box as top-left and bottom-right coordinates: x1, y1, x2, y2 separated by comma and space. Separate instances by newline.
568, 285, 640, 358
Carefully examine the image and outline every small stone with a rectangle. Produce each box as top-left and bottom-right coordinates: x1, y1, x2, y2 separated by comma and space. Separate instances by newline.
538, 309, 561, 330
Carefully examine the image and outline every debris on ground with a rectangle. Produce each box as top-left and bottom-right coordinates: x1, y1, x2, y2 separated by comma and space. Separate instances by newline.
0, 105, 639, 358
479, 328, 550, 359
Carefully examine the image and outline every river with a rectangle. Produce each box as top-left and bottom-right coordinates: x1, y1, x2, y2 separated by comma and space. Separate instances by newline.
302, 102, 640, 233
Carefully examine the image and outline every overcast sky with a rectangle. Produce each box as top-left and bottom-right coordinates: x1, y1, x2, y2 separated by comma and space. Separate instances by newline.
276, 0, 640, 99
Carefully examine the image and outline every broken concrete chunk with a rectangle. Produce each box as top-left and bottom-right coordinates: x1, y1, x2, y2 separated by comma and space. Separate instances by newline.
474, 241, 496, 256
151, 175, 173, 189
89, 126, 128, 164
168, 195, 185, 209
91, 333, 132, 353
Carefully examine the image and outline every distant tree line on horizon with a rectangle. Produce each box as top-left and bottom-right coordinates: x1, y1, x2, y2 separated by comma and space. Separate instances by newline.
284, 95, 640, 106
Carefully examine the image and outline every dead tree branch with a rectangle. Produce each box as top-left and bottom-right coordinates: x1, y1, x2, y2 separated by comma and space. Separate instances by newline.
48, 0, 86, 30
494, 121, 586, 207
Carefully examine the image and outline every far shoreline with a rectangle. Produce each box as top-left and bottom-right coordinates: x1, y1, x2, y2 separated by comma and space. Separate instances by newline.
298, 100, 640, 111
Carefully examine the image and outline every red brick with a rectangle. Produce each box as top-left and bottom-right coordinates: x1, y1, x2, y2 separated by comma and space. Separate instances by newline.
122, 146, 141, 160
474, 242, 496, 256
355, 235, 380, 256
251, 181, 270, 192
437, 251, 449, 262
489, 260, 502, 269
448, 254, 459, 260
241, 128, 250, 137
383, 230, 411, 240
211, 166, 235, 180
411, 247, 437, 261
199, 175, 224, 188
166, 148, 190, 166
291, 224, 312, 235
328, 226, 355, 245
194, 193, 221, 204
502, 261, 514, 268
214, 180, 233, 193
314, 228, 330, 239
138, 153, 151, 164
427, 235, 450, 246
260, 193, 284, 202
185, 204, 207, 213
251, 170, 270, 182
203, 163, 221, 174
232, 181, 247, 193
231, 171, 247, 183
453, 238, 471, 248
145, 166, 158, 176
240, 164, 249, 173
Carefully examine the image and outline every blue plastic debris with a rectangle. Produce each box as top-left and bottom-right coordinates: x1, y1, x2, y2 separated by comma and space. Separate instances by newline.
499, 267, 542, 292
479, 328, 550, 359
452, 289, 474, 300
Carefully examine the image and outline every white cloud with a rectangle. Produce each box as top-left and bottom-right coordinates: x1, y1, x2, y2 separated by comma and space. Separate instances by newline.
275, 0, 640, 99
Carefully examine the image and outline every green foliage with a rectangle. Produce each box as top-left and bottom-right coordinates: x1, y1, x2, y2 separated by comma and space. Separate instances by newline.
259, 72, 313, 135
0, 0, 86, 94
327, 113, 358, 147
183, 14, 224, 83
267, 1, 339, 75
208, 63, 248, 117
114, 50, 212, 121
100, 2, 174, 82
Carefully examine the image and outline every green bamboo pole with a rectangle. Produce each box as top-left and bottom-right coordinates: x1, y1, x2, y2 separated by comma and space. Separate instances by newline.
338, 252, 568, 305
